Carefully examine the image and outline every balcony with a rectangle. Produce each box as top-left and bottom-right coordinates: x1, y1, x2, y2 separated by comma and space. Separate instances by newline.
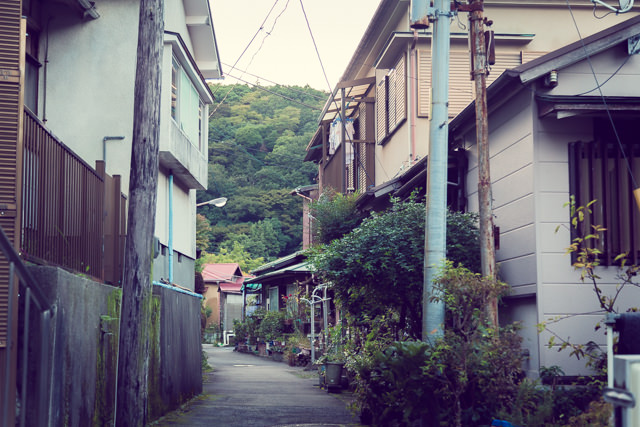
305, 77, 376, 195
21, 109, 127, 285
159, 120, 208, 190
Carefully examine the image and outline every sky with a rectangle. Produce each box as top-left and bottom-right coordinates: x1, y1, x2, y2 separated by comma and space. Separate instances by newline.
209, 0, 381, 91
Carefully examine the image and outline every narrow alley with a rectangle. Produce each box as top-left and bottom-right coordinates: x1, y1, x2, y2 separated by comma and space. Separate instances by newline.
151, 345, 360, 427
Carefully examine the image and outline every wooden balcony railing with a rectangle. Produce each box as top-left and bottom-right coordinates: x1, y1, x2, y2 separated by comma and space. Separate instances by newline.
21, 109, 127, 284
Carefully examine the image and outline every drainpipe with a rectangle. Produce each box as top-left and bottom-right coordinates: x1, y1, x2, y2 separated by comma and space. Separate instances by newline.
408, 33, 418, 164
422, 0, 450, 340
103, 136, 125, 164
168, 172, 173, 283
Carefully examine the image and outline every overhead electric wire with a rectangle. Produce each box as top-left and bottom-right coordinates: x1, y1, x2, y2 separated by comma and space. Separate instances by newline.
245, 0, 291, 73
220, 62, 328, 101
565, 0, 638, 189
212, 140, 313, 164
210, 0, 282, 117
221, 73, 323, 110
298, 0, 376, 189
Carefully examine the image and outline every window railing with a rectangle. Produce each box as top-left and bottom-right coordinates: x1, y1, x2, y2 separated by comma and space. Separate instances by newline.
21, 109, 127, 283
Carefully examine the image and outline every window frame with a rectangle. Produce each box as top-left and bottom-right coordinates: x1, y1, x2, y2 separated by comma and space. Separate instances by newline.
568, 118, 640, 266
170, 53, 206, 151
376, 53, 407, 145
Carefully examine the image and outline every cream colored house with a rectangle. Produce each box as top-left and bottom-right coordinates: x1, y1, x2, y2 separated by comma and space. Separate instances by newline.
306, 0, 639, 199
449, 16, 640, 376
24, 0, 221, 290
305, 0, 640, 377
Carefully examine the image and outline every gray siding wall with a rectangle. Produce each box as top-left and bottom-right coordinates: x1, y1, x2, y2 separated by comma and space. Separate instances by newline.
533, 47, 640, 375
462, 89, 541, 376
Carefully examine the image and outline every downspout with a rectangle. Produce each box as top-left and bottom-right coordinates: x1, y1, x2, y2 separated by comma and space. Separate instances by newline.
168, 172, 173, 283
341, 87, 347, 193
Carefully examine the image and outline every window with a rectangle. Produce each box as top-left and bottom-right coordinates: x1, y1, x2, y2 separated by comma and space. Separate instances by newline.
23, 0, 42, 114
269, 287, 279, 312
376, 53, 406, 144
171, 55, 203, 148
569, 119, 640, 265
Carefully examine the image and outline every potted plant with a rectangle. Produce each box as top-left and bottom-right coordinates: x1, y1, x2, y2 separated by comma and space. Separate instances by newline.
318, 324, 345, 392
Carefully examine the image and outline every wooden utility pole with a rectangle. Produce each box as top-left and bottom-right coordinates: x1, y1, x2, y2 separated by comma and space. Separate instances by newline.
468, 0, 498, 327
115, 0, 164, 425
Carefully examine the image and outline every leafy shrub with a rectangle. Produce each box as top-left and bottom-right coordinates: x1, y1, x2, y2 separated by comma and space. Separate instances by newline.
233, 308, 265, 345
309, 189, 363, 244
348, 264, 523, 426
257, 310, 285, 341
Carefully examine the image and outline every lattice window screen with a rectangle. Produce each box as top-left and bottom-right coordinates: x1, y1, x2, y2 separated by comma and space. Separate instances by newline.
487, 52, 522, 85
417, 50, 431, 118
358, 143, 368, 192
376, 78, 387, 143
394, 54, 406, 127
358, 103, 367, 140
449, 50, 474, 117
521, 51, 547, 65
0, 0, 22, 348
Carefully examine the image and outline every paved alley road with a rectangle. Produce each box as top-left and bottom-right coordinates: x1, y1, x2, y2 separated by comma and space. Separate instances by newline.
151, 345, 360, 427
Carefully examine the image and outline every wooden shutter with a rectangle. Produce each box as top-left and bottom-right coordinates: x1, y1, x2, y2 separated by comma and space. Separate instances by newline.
521, 50, 547, 65
487, 52, 522, 86
376, 78, 387, 144
417, 49, 431, 118
449, 49, 474, 117
387, 70, 397, 132
394, 53, 406, 127
0, 1, 23, 348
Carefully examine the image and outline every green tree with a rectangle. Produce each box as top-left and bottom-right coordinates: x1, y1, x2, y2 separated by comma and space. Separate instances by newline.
310, 198, 480, 339
203, 83, 326, 261
309, 190, 363, 244
196, 214, 212, 253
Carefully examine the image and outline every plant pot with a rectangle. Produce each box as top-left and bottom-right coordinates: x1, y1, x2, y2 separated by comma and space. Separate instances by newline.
324, 362, 343, 392
272, 352, 283, 362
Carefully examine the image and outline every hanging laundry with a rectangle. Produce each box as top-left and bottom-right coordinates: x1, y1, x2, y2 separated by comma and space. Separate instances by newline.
328, 117, 355, 156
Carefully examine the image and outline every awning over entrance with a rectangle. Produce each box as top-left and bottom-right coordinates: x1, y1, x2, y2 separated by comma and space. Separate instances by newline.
240, 283, 262, 293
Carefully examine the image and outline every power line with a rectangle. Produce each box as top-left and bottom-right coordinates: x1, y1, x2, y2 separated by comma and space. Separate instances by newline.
220, 74, 324, 110
565, 0, 637, 189
220, 62, 328, 101
211, 0, 282, 117
298, 0, 334, 94
245, 0, 291, 73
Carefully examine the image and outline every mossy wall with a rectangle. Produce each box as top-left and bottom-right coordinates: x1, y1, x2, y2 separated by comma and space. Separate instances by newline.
148, 285, 203, 421
27, 266, 202, 425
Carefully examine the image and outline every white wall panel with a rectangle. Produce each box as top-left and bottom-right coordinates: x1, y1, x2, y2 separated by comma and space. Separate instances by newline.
494, 195, 535, 234
536, 192, 571, 223
492, 165, 534, 209
498, 254, 537, 288
538, 222, 570, 254
497, 224, 535, 261
537, 163, 569, 193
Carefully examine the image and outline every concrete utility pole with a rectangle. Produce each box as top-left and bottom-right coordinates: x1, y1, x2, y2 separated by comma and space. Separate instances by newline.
411, 0, 451, 340
465, 0, 498, 327
115, 0, 164, 425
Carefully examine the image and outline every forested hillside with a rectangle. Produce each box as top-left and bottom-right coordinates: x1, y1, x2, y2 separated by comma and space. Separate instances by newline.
196, 83, 326, 271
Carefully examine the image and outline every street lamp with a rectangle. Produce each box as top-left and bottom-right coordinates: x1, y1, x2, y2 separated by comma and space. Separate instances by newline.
196, 197, 228, 208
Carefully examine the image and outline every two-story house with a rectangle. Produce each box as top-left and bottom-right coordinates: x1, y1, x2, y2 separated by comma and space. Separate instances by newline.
0, 0, 222, 424
305, 0, 640, 377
